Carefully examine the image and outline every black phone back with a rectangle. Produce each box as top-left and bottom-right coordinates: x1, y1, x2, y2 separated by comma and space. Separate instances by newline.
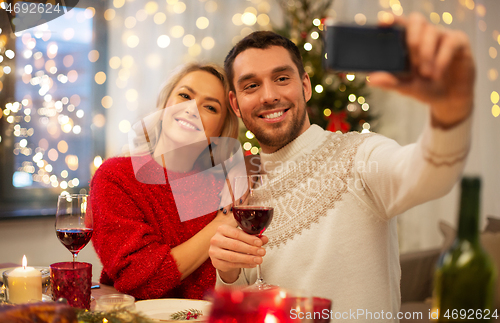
324, 25, 409, 73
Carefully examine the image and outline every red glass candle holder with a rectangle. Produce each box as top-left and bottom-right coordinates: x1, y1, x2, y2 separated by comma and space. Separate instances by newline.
50, 262, 92, 310
311, 297, 332, 323
208, 287, 331, 323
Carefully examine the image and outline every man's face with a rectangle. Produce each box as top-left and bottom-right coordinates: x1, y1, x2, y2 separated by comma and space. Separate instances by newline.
229, 46, 312, 153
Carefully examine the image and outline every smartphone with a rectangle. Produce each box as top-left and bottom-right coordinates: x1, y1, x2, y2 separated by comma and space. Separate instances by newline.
324, 24, 409, 73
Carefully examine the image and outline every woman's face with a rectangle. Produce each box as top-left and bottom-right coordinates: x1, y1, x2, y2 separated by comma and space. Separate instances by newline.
162, 70, 227, 146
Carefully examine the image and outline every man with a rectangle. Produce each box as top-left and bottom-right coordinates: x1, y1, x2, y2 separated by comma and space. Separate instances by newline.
209, 13, 474, 320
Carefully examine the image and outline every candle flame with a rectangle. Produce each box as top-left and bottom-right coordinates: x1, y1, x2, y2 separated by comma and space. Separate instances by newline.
22, 255, 27, 269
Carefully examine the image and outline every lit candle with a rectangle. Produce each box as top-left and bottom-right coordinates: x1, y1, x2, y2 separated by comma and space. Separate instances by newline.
7, 255, 42, 304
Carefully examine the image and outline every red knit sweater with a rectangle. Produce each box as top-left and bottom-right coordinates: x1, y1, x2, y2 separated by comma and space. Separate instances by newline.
90, 156, 223, 300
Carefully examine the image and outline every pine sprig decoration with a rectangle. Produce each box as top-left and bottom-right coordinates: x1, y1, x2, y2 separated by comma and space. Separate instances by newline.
76, 308, 154, 323
170, 308, 203, 320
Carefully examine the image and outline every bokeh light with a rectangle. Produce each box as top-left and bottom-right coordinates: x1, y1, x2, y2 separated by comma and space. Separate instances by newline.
119, 120, 131, 133
145, 1, 158, 14
183, 34, 196, 47
171, 25, 185, 38
102, 96, 113, 109
201, 37, 215, 50
95, 72, 107, 85
442, 12, 453, 24
104, 9, 116, 21
154, 12, 166, 24
158, 35, 171, 48
109, 56, 121, 69
173, 2, 186, 14
88, 50, 99, 62
196, 17, 209, 29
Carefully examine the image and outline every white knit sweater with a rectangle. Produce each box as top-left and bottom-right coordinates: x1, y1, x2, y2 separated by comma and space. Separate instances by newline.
217, 117, 471, 322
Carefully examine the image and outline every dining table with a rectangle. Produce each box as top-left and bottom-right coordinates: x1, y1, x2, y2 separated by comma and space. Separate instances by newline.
0, 262, 122, 310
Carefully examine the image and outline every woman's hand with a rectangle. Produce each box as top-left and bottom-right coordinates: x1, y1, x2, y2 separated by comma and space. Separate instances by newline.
214, 207, 237, 227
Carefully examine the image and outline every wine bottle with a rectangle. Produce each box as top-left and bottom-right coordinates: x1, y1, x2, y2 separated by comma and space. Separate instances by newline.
432, 177, 497, 322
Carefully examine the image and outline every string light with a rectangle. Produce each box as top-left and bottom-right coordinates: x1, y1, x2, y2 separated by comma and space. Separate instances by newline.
201, 37, 215, 50
492, 105, 500, 117
257, 14, 270, 26
243, 142, 252, 150
442, 12, 453, 24
430, 12, 440, 24
491, 91, 499, 104
245, 131, 255, 139
205, 1, 217, 12
119, 120, 131, 133
196, 17, 209, 29
173, 2, 186, 14
354, 13, 367, 25
171, 25, 185, 38
157, 35, 171, 48
242, 12, 257, 26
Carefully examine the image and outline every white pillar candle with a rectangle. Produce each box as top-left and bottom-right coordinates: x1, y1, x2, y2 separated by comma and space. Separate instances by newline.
7, 255, 42, 304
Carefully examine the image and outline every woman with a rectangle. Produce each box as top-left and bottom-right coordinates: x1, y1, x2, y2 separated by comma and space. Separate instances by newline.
90, 63, 239, 300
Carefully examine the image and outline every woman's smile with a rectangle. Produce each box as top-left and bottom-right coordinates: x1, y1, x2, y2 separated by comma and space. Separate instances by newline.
174, 117, 201, 131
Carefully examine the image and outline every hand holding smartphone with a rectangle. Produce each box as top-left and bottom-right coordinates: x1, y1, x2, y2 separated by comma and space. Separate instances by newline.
324, 24, 409, 73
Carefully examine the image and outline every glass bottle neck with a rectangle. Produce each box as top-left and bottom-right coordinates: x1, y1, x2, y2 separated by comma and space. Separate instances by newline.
456, 178, 480, 243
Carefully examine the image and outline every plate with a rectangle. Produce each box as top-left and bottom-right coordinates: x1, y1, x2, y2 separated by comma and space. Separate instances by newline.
135, 299, 211, 322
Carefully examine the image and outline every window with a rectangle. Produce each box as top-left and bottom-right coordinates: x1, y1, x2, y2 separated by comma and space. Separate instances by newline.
0, 1, 106, 218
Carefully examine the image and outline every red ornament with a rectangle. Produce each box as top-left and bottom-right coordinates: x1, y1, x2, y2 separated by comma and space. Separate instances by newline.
326, 110, 351, 133
244, 150, 253, 157
300, 31, 307, 39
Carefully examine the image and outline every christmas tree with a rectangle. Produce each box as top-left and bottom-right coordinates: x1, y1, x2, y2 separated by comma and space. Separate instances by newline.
239, 0, 375, 153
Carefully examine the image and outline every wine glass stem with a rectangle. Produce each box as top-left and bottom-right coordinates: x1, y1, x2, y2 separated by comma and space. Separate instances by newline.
72, 253, 77, 263
255, 264, 264, 285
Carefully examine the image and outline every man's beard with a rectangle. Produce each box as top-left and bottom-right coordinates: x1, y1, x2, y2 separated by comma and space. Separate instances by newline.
240, 97, 307, 152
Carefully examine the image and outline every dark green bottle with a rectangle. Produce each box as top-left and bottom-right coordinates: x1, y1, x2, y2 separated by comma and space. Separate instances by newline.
432, 177, 497, 322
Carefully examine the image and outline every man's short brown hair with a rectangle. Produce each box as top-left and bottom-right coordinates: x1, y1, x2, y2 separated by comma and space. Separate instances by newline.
224, 31, 306, 93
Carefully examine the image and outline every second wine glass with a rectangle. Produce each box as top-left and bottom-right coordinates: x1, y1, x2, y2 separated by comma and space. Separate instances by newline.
55, 194, 93, 263
233, 175, 274, 290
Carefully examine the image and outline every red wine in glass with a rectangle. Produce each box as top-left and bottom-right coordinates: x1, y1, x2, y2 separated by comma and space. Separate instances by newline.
233, 175, 275, 290
55, 194, 93, 263
56, 228, 93, 254
233, 206, 273, 237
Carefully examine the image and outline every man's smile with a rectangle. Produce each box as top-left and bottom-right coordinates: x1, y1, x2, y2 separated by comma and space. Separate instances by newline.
258, 108, 290, 123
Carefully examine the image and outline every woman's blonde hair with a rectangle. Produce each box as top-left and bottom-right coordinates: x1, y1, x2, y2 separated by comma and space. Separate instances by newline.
131, 62, 239, 170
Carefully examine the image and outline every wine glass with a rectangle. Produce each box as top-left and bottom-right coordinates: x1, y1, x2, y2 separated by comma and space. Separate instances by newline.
233, 175, 274, 290
55, 194, 93, 263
